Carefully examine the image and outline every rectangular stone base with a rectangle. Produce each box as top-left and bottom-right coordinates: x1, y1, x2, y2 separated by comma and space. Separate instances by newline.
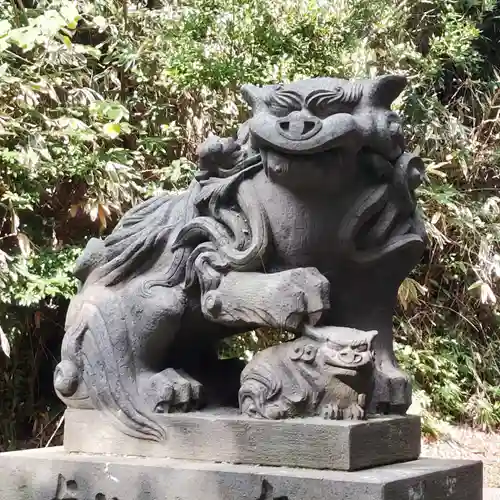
0, 447, 482, 500
64, 408, 421, 471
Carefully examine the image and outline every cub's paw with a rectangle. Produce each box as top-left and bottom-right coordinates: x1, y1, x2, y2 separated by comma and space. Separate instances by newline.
141, 368, 203, 414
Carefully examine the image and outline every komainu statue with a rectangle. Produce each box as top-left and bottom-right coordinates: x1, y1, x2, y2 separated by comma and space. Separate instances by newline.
54, 75, 426, 441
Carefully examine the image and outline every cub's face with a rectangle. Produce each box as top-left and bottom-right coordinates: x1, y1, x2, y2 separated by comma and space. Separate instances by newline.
311, 326, 377, 376
290, 326, 377, 377
319, 333, 376, 371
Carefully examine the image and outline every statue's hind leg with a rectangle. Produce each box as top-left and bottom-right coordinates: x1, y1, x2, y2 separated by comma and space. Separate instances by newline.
58, 280, 207, 430
125, 282, 208, 415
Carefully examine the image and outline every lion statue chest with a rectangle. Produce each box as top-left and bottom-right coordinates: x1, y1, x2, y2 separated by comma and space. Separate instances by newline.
251, 168, 356, 273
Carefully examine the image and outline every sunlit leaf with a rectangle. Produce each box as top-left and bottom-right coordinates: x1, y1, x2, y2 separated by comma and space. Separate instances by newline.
98, 204, 108, 230
430, 212, 441, 225
480, 282, 497, 305
17, 233, 31, 258
0, 20, 11, 37
89, 204, 99, 222
11, 209, 19, 234
69, 204, 80, 218
94, 16, 107, 31
0, 249, 11, 270
0, 325, 10, 358
103, 123, 121, 139
468, 280, 483, 291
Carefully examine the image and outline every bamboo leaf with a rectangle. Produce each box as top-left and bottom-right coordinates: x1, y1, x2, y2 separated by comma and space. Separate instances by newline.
0, 325, 10, 358
17, 233, 31, 258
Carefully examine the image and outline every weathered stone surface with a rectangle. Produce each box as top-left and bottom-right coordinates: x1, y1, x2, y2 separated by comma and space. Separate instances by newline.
64, 408, 420, 471
239, 325, 378, 421
0, 447, 482, 500
54, 75, 428, 442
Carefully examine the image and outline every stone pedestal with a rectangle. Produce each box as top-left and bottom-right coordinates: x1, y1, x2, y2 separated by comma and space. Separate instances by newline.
0, 409, 483, 499
63, 408, 421, 471
0, 447, 482, 500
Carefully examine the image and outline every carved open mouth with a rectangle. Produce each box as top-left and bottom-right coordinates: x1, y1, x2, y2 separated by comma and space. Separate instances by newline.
338, 150, 426, 265
323, 363, 359, 377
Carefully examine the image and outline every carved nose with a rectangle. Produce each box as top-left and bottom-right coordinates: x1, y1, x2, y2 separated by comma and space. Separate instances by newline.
276, 113, 322, 141
339, 350, 356, 363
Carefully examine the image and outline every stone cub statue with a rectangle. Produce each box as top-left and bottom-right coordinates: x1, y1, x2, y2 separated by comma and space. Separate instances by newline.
239, 326, 377, 420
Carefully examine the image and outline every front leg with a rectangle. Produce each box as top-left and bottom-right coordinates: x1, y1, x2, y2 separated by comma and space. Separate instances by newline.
200, 268, 330, 331
371, 355, 412, 415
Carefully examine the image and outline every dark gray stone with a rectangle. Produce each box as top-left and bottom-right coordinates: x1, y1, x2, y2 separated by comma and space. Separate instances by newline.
54, 75, 427, 441
0, 448, 482, 500
239, 325, 378, 421
63, 408, 421, 471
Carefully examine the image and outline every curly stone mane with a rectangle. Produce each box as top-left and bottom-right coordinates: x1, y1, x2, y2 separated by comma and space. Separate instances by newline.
57, 140, 273, 441
81, 148, 268, 295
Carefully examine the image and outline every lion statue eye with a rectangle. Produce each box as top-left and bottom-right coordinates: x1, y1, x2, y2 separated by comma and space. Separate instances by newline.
305, 84, 362, 118
354, 343, 368, 353
327, 341, 344, 351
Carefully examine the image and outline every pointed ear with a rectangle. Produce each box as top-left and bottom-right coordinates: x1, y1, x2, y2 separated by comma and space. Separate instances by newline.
369, 75, 407, 109
241, 84, 263, 110
241, 83, 281, 112
365, 330, 378, 347
302, 324, 326, 342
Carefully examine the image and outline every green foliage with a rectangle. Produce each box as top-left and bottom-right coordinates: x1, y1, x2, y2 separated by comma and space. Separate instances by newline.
0, 0, 499, 447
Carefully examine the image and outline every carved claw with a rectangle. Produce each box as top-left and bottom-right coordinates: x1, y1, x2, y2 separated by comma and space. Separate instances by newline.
344, 403, 365, 420
321, 403, 341, 420
141, 369, 203, 414
371, 360, 412, 415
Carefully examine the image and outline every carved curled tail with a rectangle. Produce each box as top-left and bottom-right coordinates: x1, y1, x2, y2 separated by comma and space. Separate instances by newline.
70, 300, 166, 441
239, 362, 291, 419
239, 346, 318, 419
